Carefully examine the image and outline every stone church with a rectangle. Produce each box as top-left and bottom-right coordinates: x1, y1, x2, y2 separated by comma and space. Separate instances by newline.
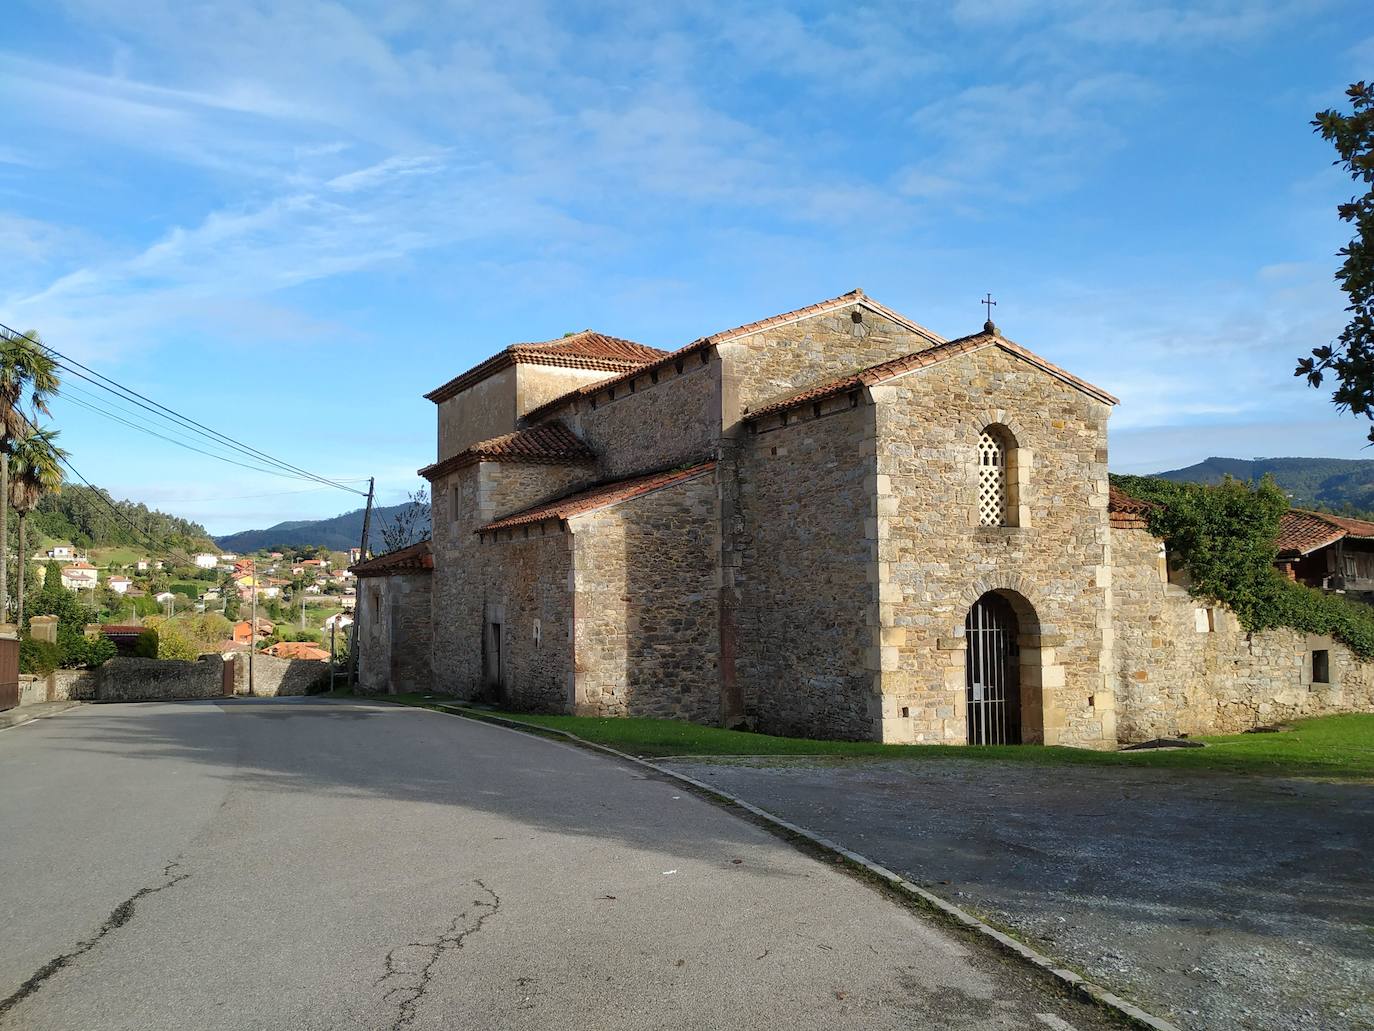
352, 290, 1374, 748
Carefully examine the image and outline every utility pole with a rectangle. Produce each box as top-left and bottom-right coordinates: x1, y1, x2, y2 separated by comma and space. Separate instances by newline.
347, 477, 374, 690
247, 558, 257, 697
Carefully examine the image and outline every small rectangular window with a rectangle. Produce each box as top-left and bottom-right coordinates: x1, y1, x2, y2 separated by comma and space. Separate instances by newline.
1312, 649, 1330, 684
451, 486, 460, 524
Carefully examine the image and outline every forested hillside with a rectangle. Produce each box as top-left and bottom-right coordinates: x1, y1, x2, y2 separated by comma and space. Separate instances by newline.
30, 485, 217, 554
214, 501, 428, 553
1151, 457, 1374, 516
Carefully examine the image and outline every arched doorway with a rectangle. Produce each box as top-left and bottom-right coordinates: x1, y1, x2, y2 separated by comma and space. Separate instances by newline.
965, 592, 1021, 745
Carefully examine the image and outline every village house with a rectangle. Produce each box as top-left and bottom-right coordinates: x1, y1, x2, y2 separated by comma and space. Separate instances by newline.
1275, 509, 1374, 596
47, 544, 75, 561
193, 553, 219, 569
60, 561, 98, 591
232, 619, 275, 644
107, 575, 132, 595
354, 290, 1374, 746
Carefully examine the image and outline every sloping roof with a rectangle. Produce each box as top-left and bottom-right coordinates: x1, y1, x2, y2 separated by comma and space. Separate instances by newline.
350, 539, 434, 577
424, 331, 667, 403
267, 641, 330, 661
478, 462, 715, 534
418, 421, 595, 481
1108, 484, 1158, 530
523, 289, 946, 424
745, 327, 1118, 422
1276, 509, 1374, 558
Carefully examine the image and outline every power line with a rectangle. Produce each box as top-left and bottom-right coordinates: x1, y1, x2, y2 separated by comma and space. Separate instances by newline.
0, 321, 368, 497
56, 385, 366, 485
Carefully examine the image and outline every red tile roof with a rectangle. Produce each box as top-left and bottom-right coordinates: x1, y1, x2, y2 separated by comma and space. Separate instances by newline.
478, 462, 715, 533
744, 327, 1118, 422
1276, 509, 1374, 557
418, 421, 594, 481
1108, 485, 1158, 530
523, 289, 946, 424
267, 641, 331, 661
351, 539, 434, 577
424, 331, 667, 403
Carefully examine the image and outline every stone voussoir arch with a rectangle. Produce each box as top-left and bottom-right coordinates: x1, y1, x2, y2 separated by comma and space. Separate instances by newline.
951, 575, 1057, 639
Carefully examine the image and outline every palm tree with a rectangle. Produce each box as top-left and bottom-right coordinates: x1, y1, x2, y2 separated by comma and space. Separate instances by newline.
10, 427, 67, 626
0, 328, 60, 621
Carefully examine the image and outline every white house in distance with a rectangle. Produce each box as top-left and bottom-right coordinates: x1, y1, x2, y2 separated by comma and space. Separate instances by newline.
107, 575, 132, 595
47, 544, 75, 560
193, 553, 219, 569
154, 591, 177, 606
60, 561, 98, 591
323, 613, 353, 632
136, 559, 149, 572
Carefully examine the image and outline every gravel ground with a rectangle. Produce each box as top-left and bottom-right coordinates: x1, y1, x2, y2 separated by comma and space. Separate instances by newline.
661, 755, 1374, 1031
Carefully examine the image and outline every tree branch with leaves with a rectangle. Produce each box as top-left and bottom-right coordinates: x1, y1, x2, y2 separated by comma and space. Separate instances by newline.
1297, 82, 1374, 439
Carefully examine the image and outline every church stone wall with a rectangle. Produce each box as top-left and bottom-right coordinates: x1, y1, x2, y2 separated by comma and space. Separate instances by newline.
569, 470, 719, 721
562, 356, 719, 478
354, 572, 432, 695
730, 304, 936, 416
872, 346, 1115, 749
1111, 525, 1374, 739
736, 398, 878, 739
436, 366, 517, 460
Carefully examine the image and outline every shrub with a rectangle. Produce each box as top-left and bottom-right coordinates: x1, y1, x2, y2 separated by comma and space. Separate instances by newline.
61, 634, 116, 669
134, 629, 159, 658
19, 637, 61, 676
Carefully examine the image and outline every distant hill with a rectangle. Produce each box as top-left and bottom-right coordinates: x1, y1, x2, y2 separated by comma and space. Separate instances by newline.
1150, 457, 1374, 515
214, 502, 430, 553
33, 484, 217, 555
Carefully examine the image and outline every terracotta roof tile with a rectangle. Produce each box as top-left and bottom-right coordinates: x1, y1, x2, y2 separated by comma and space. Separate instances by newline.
745, 327, 1118, 422
478, 462, 715, 533
418, 421, 594, 481
425, 331, 667, 403
351, 539, 434, 577
1275, 509, 1374, 557
523, 290, 947, 424
1108, 484, 1158, 530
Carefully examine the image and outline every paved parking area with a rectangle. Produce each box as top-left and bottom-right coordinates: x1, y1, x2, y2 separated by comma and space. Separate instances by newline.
662, 756, 1374, 1031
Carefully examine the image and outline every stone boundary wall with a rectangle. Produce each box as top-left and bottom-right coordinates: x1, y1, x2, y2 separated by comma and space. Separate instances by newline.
1112, 525, 1374, 739
238, 653, 329, 697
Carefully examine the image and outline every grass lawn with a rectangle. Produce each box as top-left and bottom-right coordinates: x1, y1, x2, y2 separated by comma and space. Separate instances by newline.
358, 693, 1374, 780
90, 546, 146, 567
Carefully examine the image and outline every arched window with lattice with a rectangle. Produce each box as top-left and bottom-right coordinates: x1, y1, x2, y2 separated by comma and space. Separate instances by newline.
977, 426, 1019, 527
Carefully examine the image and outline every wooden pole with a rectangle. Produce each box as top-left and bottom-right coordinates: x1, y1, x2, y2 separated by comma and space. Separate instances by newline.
347, 478, 374, 690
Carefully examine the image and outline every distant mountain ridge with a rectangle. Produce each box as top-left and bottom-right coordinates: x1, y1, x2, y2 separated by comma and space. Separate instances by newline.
1150, 456, 1374, 515
214, 502, 430, 553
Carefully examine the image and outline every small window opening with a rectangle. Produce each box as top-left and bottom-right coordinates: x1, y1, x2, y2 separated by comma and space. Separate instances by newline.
1312, 649, 1330, 684
977, 428, 1008, 526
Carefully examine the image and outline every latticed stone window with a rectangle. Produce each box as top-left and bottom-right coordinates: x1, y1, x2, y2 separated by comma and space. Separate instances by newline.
977, 429, 1008, 526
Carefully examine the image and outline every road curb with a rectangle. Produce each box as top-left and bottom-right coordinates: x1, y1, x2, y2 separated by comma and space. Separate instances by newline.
419, 702, 1181, 1031
0, 701, 81, 732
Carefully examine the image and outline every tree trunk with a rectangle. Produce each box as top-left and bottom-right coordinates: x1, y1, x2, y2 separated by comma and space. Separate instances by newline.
16, 509, 25, 633
1, 451, 9, 625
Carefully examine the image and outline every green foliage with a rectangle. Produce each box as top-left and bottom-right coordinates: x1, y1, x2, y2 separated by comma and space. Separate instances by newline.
1111, 474, 1374, 657
142, 612, 232, 661
19, 637, 60, 676
63, 634, 116, 669
30, 483, 216, 554
134, 628, 159, 659
1298, 82, 1374, 441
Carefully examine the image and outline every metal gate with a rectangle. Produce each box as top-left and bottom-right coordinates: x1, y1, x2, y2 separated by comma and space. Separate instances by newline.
965, 593, 1021, 745
0, 637, 19, 711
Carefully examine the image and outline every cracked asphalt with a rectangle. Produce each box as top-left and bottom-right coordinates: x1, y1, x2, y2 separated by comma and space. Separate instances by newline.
1, 699, 1125, 1030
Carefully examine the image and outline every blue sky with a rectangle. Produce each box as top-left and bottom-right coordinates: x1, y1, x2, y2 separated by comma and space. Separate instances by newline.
1, 1, 1370, 534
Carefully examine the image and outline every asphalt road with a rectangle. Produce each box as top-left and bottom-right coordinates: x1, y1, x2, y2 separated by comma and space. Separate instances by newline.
0, 699, 1120, 1030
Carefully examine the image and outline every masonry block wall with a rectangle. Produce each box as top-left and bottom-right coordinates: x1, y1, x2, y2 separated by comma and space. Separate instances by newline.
730, 306, 938, 413
1111, 525, 1374, 738
736, 399, 878, 739
554, 354, 719, 478
570, 471, 719, 720
872, 346, 1115, 749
